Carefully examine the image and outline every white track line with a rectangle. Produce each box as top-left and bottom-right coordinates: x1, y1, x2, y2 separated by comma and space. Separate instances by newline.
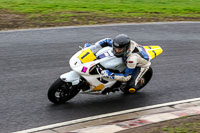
1, 21, 200, 33
13, 97, 200, 133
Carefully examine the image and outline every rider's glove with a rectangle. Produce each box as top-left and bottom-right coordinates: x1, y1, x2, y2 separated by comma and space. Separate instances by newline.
101, 70, 114, 79
84, 43, 92, 48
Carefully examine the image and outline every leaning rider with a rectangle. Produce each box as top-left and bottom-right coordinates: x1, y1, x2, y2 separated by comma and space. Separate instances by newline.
84, 34, 151, 93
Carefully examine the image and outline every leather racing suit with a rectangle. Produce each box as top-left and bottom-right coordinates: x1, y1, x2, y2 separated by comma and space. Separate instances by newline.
85, 38, 151, 90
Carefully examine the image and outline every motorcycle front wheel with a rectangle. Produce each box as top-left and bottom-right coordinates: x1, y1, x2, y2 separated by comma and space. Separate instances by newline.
48, 78, 80, 104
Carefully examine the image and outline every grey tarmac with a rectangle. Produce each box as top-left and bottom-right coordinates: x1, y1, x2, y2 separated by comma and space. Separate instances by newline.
0, 22, 200, 133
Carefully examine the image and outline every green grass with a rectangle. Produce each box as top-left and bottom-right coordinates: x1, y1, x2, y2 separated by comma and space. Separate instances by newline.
0, 0, 200, 27
162, 122, 200, 133
0, 0, 200, 16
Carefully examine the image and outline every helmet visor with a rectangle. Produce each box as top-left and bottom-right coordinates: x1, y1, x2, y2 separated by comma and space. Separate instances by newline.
113, 47, 126, 57
114, 47, 124, 53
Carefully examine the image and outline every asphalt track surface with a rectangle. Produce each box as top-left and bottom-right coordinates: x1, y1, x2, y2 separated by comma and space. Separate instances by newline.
0, 22, 200, 133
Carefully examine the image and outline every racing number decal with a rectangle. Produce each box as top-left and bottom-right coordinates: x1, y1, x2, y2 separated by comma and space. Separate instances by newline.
143, 45, 163, 59
148, 46, 157, 57
78, 48, 96, 63
81, 52, 90, 59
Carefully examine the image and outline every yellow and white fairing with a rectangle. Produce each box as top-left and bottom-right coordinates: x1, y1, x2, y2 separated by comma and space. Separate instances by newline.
61, 46, 163, 93
68, 47, 119, 93
143, 45, 163, 60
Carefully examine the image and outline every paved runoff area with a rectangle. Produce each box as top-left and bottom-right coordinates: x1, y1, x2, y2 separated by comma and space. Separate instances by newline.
14, 98, 200, 133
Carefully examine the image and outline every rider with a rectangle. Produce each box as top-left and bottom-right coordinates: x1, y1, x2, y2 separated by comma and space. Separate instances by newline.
85, 34, 151, 93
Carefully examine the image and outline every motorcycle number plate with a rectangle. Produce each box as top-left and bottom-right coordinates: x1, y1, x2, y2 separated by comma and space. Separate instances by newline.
143, 45, 163, 59
78, 48, 96, 63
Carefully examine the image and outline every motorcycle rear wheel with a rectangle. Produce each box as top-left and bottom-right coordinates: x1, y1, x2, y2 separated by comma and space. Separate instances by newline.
48, 78, 80, 104
121, 67, 153, 94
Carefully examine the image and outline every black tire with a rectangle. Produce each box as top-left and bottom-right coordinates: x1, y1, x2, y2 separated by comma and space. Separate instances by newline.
121, 67, 153, 94
48, 78, 80, 104
137, 67, 153, 91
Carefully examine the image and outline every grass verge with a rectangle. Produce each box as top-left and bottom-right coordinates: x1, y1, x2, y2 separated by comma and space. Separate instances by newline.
0, 0, 200, 30
119, 115, 200, 133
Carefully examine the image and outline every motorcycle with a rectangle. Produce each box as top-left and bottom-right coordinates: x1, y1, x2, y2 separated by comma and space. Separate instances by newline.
48, 45, 163, 104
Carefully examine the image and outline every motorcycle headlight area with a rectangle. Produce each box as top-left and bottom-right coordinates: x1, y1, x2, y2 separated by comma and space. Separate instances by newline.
78, 48, 96, 63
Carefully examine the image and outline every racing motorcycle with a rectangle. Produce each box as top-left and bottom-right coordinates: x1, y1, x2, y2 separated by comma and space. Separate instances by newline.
48, 45, 163, 104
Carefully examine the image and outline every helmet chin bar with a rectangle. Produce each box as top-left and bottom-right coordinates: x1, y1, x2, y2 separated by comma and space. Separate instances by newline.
113, 44, 130, 57
113, 48, 124, 57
